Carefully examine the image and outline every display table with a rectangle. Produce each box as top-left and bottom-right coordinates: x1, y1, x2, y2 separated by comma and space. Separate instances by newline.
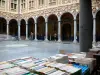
74, 58, 94, 72
0, 55, 90, 75
89, 48, 100, 54
87, 48, 100, 58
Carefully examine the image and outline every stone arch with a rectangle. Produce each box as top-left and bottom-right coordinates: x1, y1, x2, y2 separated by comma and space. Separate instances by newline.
28, 17, 35, 40
96, 10, 100, 41
9, 19, 18, 37
48, 14, 58, 41
94, 9, 100, 17
20, 19, 26, 40
0, 17, 7, 34
61, 12, 74, 18
37, 16, 45, 40
61, 12, 74, 41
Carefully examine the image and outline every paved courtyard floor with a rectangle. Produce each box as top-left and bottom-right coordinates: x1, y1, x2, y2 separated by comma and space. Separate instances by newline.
0, 41, 80, 61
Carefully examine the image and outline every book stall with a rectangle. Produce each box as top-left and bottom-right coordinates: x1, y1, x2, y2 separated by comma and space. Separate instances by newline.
0, 54, 91, 75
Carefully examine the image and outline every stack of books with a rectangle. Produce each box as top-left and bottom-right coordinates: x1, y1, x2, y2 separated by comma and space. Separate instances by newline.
48, 70, 68, 75
73, 64, 89, 75
0, 66, 30, 75
45, 62, 81, 75
0, 61, 16, 70
48, 54, 68, 63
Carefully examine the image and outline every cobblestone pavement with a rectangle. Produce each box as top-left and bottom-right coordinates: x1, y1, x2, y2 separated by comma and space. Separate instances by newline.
0, 41, 80, 61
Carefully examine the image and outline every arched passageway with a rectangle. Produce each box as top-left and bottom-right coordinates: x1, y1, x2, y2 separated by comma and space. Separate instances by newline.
37, 16, 45, 40
28, 18, 35, 40
61, 12, 74, 41
76, 13, 79, 42
20, 19, 26, 40
0, 17, 7, 34
9, 19, 18, 37
62, 23, 71, 41
48, 14, 58, 41
96, 11, 100, 42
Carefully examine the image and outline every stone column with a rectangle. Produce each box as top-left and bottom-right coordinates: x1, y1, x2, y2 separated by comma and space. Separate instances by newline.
34, 17, 37, 41
45, 17, 48, 41
58, 16, 61, 42
18, 21, 21, 40
26, 20, 28, 40
7, 20, 9, 40
93, 16, 96, 43
80, 0, 93, 52
73, 17, 77, 43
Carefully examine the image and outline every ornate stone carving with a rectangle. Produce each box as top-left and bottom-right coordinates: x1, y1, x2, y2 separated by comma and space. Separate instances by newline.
0, 0, 99, 21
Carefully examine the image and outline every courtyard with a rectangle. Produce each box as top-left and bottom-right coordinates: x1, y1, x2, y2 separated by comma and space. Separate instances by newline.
0, 41, 79, 61
0, 0, 100, 74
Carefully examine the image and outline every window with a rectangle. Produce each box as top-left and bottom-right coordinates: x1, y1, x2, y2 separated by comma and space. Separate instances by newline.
49, 0, 56, 6
21, 0, 26, 10
29, 0, 34, 10
0, 0, 5, 8
11, 0, 17, 11
39, 0, 44, 6
62, 0, 71, 4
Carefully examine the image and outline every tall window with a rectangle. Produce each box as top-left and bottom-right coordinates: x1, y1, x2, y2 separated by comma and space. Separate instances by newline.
39, 0, 44, 6
29, 0, 34, 10
21, 0, 25, 10
11, 0, 17, 11
0, 0, 5, 8
49, 0, 56, 6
